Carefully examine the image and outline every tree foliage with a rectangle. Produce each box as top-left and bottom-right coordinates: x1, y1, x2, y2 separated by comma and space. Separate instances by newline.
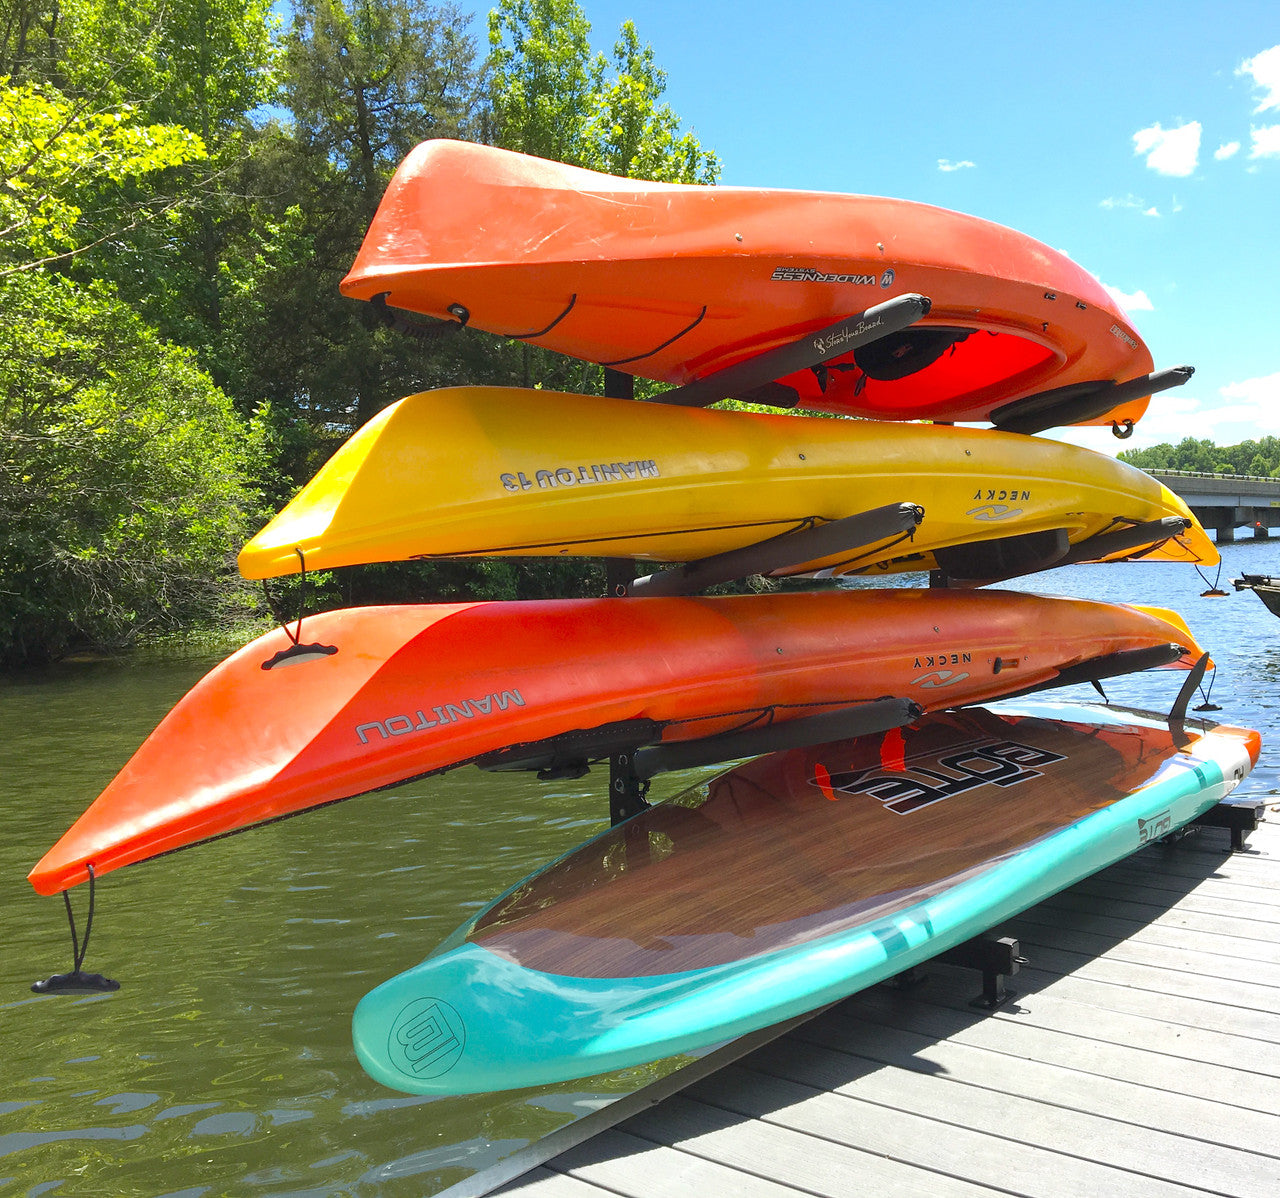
488, 0, 719, 184
1119, 437, 1280, 478
0, 78, 206, 276
0, 0, 722, 665
0, 272, 268, 664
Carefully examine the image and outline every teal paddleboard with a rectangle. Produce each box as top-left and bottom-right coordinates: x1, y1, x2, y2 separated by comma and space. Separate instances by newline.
353, 700, 1259, 1095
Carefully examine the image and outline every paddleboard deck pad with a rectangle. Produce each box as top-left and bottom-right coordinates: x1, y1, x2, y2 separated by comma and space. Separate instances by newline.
353, 700, 1259, 1094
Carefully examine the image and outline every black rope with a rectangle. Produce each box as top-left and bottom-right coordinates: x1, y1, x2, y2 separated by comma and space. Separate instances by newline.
600, 306, 708, 366
63, 886, 82, 972
1196, 560, 1228, 596
504, 294, 578, 339
32, 864, 119, 993
1193, 665, 1221, 712
292, 548, 307, 644
259, 550, 310, 645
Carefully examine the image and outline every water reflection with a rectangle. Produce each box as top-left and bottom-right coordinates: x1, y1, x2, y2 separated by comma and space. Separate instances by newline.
2, 545, 1278, 1194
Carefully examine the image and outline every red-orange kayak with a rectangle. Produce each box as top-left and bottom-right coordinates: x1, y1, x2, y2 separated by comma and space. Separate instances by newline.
341, 140, 1160, 431
30, 590, 1205, 897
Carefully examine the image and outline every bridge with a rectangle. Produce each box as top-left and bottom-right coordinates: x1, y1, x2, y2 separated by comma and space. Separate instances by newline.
1145, 469, 1280, 542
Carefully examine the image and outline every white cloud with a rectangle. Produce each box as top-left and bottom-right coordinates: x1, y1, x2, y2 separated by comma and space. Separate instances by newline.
1239, 45, 1280, 112
1143, 206, 1160, 217
1249, 124, 1280, 158
1217, 370, 1280, 412
937, 158, 975, 172
1100, 193, 1146, 210
1102, 285, 1154, 314
1215, 141, 1241, 160
1132, 121, 1201, 176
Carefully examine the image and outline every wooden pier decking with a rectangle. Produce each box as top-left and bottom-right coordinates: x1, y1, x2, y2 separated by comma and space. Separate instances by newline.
465, 812, 1280, 1198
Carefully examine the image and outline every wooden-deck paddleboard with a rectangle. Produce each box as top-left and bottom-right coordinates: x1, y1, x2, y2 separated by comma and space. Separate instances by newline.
30, 591, 1205, 896
340, 140, 1159, 431
237, 387, 1217, 583
352, 700, 1260, 1095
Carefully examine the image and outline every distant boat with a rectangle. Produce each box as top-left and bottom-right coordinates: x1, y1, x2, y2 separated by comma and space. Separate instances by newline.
1232, 573, 1280, 617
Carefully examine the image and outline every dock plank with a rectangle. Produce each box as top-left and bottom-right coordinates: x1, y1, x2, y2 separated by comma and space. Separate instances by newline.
539, 1127, 808, 1197
1004, 914, 1280, 979
791, 1006, 1280, 1156
841, 984, 1280, 1107
684, 1065, 1224, 1198
608, 1099, 995, 1197
732, 1041, 1278, 1198
1034, 888, 1280, 939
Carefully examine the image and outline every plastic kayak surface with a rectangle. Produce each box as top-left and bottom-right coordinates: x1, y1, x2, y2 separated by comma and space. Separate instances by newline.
31, 591, 1205, 896
353, 701, 1260, 1094
341, 140, 1156, 429
238, 386, 1218, 581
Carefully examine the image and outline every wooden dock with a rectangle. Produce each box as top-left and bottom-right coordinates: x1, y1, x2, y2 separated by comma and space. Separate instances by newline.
468, 812, 1280, 1197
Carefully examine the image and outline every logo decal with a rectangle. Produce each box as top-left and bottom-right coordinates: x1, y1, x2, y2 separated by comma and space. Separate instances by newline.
968, 503, 1025, 521
771, 266, 879, 285
356, 690, 525, 744
880, 269, 895, 288
811, 314, 886, 358
389, 998, 467, 1078
1110, 324, 1139, 350
913, 669, 971, 688
972, 488, 1032, 501
811, 738, 1067, 815
500, 460, 659, 493
1137, 809, 1173, 844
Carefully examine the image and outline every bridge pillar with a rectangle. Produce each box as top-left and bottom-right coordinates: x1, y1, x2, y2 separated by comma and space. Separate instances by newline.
1216, 523, 1236, 544
1253, 522, 1272, 539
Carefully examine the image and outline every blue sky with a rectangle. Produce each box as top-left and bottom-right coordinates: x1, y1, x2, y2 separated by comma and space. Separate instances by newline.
476, 1, 1280, 456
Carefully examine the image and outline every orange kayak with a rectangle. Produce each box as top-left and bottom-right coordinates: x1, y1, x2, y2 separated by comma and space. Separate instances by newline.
341, 140, 1163, 432
30, 590, 1205, 897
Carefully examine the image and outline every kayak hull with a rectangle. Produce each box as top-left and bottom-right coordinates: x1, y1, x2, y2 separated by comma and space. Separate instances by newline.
341, 140, 1155, 429
238, 387, 1217, 581
30, 591, 1206, 895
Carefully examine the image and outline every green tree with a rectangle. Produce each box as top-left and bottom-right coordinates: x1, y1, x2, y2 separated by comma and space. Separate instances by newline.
0, 76, 268, 665
487, 0, 718, 184
286, 0, 478, 219
0, 78, 206, 277
0, 272, 268, 665
220, 0, 486, 432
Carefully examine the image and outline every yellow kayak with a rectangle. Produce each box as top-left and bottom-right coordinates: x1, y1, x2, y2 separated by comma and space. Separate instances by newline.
239, 387, 1217, 584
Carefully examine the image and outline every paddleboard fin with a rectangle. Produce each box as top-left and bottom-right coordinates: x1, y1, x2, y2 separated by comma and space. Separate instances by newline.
32, 865, 119, 995
653, 294, 932, 409
990, 365, 1194, 436
1169, 652, 1214, 736
628, 503, 924, 596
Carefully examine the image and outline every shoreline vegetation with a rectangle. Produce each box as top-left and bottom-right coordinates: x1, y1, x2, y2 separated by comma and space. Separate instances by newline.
3, 2, 1271, 673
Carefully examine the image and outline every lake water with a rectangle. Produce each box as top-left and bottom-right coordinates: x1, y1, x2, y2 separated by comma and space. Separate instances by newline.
4, 543, 1280, 1197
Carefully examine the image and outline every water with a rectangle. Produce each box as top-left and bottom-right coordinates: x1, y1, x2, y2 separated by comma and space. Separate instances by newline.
3, 545, 1280, 1197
